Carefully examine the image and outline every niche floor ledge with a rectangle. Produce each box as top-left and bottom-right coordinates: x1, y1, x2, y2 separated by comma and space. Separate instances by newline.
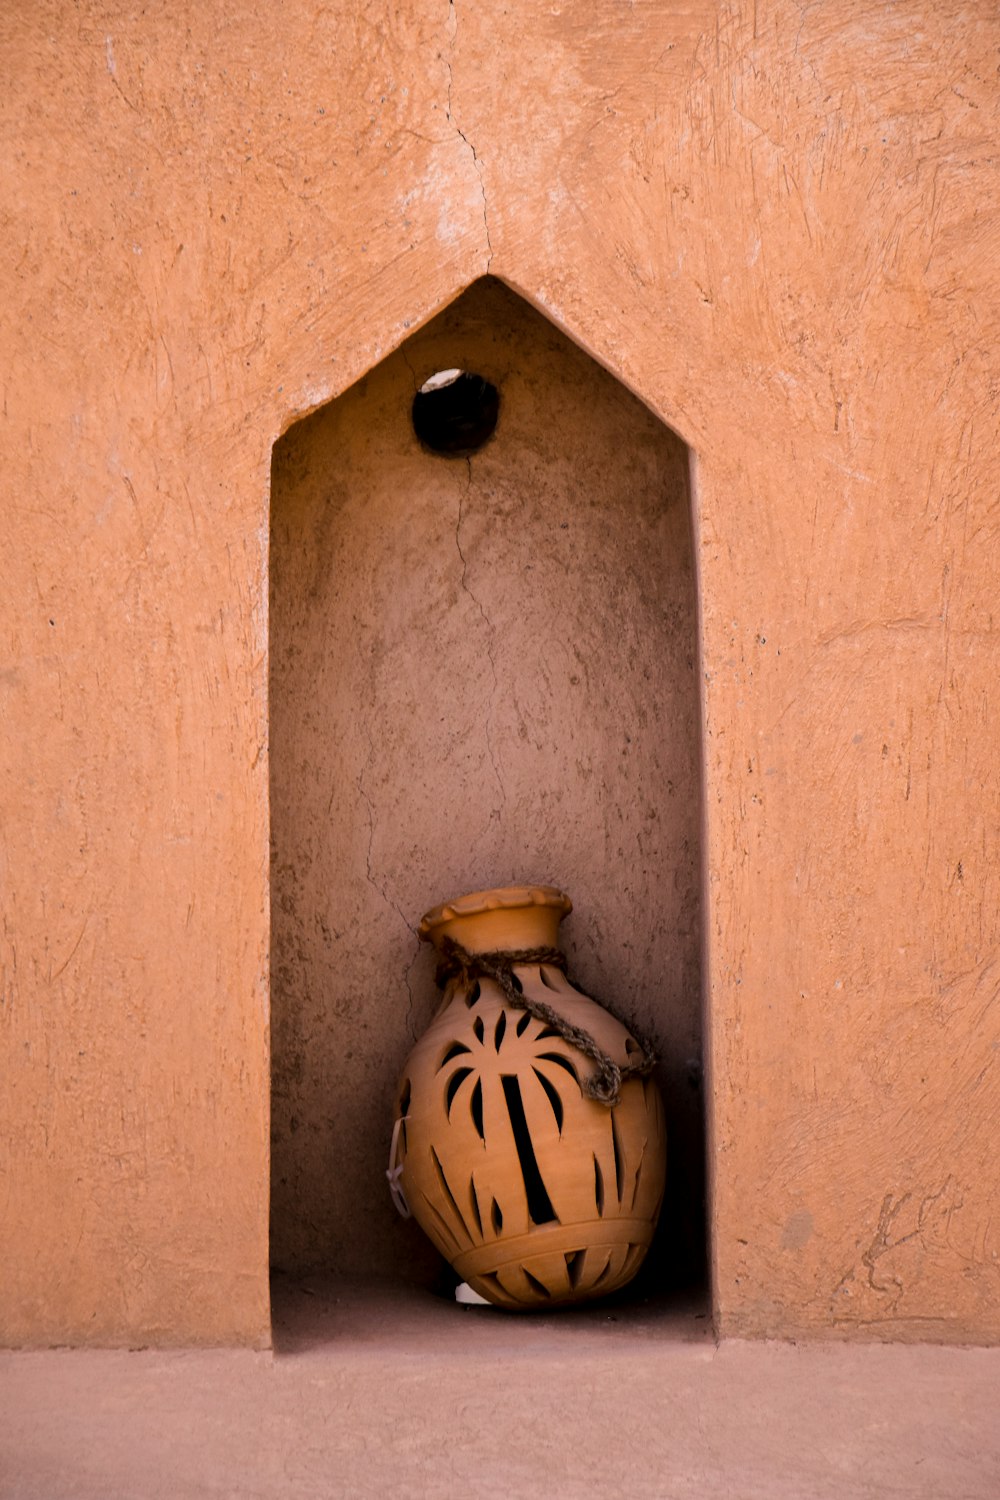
270, 1271, 713, 1357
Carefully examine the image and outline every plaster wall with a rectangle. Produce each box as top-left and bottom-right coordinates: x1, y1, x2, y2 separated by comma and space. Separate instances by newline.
269, 278, 701, 1285
2, 0, 998, 1345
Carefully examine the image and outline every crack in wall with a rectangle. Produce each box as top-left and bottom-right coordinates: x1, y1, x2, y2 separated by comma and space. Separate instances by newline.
356, 728, 421, 1032
860, 1192, 918, 1309
444, 1, 493, 271
456, 459, 506, 817
400, 345, 420, 394
401, 946, 422, 1040
830, 1177, 968, 1321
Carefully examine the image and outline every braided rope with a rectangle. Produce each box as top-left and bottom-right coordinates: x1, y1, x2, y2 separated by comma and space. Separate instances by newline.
435, 937, 657, 1108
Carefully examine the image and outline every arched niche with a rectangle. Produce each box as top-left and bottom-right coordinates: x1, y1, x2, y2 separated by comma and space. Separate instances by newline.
269, 276, 704, 1303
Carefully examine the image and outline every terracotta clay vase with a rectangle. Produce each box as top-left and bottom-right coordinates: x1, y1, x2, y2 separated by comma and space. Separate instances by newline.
388, 885, 667, 1309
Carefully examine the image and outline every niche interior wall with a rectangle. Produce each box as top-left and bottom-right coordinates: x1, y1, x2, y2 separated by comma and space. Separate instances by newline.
269, 277, 703, 1291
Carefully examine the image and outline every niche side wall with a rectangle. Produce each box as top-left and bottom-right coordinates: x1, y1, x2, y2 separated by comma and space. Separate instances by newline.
269, 278, 702, 1289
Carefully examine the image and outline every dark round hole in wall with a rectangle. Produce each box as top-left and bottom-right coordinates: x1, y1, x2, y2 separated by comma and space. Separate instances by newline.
412, 370, 500, 457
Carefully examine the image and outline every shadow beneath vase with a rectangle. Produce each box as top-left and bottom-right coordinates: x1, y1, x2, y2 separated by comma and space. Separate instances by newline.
270, 1269, 712, 1359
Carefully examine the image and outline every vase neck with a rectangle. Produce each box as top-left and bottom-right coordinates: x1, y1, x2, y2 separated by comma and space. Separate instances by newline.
419, 885, 571, 956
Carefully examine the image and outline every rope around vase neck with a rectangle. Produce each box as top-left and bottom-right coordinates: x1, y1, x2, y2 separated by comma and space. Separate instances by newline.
435, 936, 658, 1108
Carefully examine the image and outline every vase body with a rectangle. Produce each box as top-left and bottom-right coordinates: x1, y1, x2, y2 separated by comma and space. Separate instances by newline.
392, 885, 667, 1309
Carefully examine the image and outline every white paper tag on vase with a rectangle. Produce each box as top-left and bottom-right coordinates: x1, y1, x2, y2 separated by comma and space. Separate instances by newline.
455, 1282, 491, 1306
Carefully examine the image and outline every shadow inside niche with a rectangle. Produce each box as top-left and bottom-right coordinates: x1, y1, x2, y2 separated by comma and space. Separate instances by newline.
270, 1270, 712, 1357
269, 275, 706, 1314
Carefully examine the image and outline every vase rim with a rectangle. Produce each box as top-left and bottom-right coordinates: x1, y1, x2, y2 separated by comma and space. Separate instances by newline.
418, 883, 572, 940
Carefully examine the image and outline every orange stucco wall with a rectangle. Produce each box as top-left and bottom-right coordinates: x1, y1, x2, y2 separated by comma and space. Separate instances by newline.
2, 0, 998, 1346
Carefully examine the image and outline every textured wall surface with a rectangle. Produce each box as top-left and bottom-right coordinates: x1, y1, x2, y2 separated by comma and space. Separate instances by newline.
2, 0, 998, 1344
269, 279, 701, 1284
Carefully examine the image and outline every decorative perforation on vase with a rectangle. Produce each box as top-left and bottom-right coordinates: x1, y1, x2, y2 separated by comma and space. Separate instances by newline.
391, 885, 667, 1309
